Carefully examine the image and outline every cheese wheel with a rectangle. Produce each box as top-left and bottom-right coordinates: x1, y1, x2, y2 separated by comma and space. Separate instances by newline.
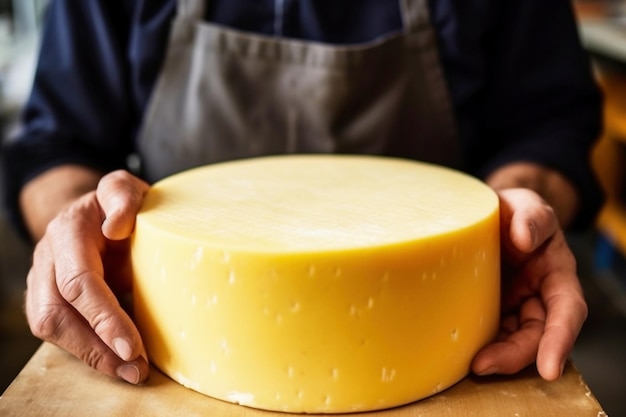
131, 155, 500, 413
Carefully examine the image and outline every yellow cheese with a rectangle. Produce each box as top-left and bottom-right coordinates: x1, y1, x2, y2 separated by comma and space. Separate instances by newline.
131, 155, 500, 413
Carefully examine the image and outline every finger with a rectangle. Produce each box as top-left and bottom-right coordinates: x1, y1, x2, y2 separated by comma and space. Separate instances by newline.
471, 297, 546, 376
50, 195, 148, 368
536, 263, 587, 381
25, 239, 148, 383
498, 188, 559, 255
499, 190, 563, 313
97, 170, 150, 240
498, 229, 587, 381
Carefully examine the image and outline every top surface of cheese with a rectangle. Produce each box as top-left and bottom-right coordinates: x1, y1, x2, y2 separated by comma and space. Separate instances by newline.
138, 155, 498, 253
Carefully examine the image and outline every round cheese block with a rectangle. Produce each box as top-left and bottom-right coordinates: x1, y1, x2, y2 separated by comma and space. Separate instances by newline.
131, 154, 500, 413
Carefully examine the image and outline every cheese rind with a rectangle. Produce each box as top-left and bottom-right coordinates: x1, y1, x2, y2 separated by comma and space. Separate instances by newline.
131, 155, 500, 413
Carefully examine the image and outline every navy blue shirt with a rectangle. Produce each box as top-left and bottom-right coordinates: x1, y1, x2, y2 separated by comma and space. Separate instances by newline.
2, 0, 604, 236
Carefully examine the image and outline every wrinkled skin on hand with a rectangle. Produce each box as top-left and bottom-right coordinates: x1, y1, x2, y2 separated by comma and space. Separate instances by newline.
471, 188, 587, 381
23, 171, 586, 384
24, 170, 151, 384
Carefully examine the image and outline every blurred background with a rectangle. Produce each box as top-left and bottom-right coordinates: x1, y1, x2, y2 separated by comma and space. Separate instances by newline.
0, 0, 46, 397
1, 1, 626, 416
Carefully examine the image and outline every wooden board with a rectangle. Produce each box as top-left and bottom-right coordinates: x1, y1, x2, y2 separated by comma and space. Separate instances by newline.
0, 343, 606, 417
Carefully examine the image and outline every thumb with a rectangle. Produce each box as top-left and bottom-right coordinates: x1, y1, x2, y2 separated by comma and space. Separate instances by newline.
498, 188, 558, 256
97, 170, 150, 240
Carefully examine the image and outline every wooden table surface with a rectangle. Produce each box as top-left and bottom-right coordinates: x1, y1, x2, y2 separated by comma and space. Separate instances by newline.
0, 342, 606, 417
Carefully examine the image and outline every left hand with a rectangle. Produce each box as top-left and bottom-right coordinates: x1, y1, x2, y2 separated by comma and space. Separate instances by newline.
471, 188, 588, 381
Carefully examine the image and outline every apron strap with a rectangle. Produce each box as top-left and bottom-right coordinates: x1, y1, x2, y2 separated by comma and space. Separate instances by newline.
177, 0, 206, 21
400, 0, 430, 33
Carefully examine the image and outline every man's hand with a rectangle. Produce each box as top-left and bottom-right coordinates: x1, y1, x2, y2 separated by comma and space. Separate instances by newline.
471, 188, 588, 381
23, 169, 151, 383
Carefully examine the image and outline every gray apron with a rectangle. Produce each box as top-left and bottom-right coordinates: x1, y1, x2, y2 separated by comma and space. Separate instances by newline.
138, 0, 461, 183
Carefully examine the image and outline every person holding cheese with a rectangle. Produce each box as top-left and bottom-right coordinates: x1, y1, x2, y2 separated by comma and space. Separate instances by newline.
1, 0, 602, 389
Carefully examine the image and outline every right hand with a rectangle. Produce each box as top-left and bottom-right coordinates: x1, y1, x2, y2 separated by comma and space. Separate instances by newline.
24, 170, 151, 384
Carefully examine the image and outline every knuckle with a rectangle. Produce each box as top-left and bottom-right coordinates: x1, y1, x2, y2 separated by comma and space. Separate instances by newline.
102, 170, 137, 197
99, 172, 137, 209
45, 204, 93, 237
103, 169, 132, 185
58, 270, 117, 334
576, 296, 589, 322
29, 305, 65, 341
58, 270, 93, 305
81, 347, 107, 370
103, 169, 147, 196
45, 215, 65, 236
91, 309, 117, 337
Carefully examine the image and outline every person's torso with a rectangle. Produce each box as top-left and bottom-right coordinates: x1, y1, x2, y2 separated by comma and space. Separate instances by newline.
137, 0, 465, 181
126, 0, 491, 123
119, 0, 495, 177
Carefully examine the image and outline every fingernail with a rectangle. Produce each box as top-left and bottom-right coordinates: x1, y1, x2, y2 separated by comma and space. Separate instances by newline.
117, 364, 140, 384
475, 366, 498, 376
113, 337, 133, 361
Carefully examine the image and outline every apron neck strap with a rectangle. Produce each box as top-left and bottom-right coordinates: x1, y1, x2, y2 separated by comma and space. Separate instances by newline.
177, 0, 206, 20
400, 0, 430, 33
